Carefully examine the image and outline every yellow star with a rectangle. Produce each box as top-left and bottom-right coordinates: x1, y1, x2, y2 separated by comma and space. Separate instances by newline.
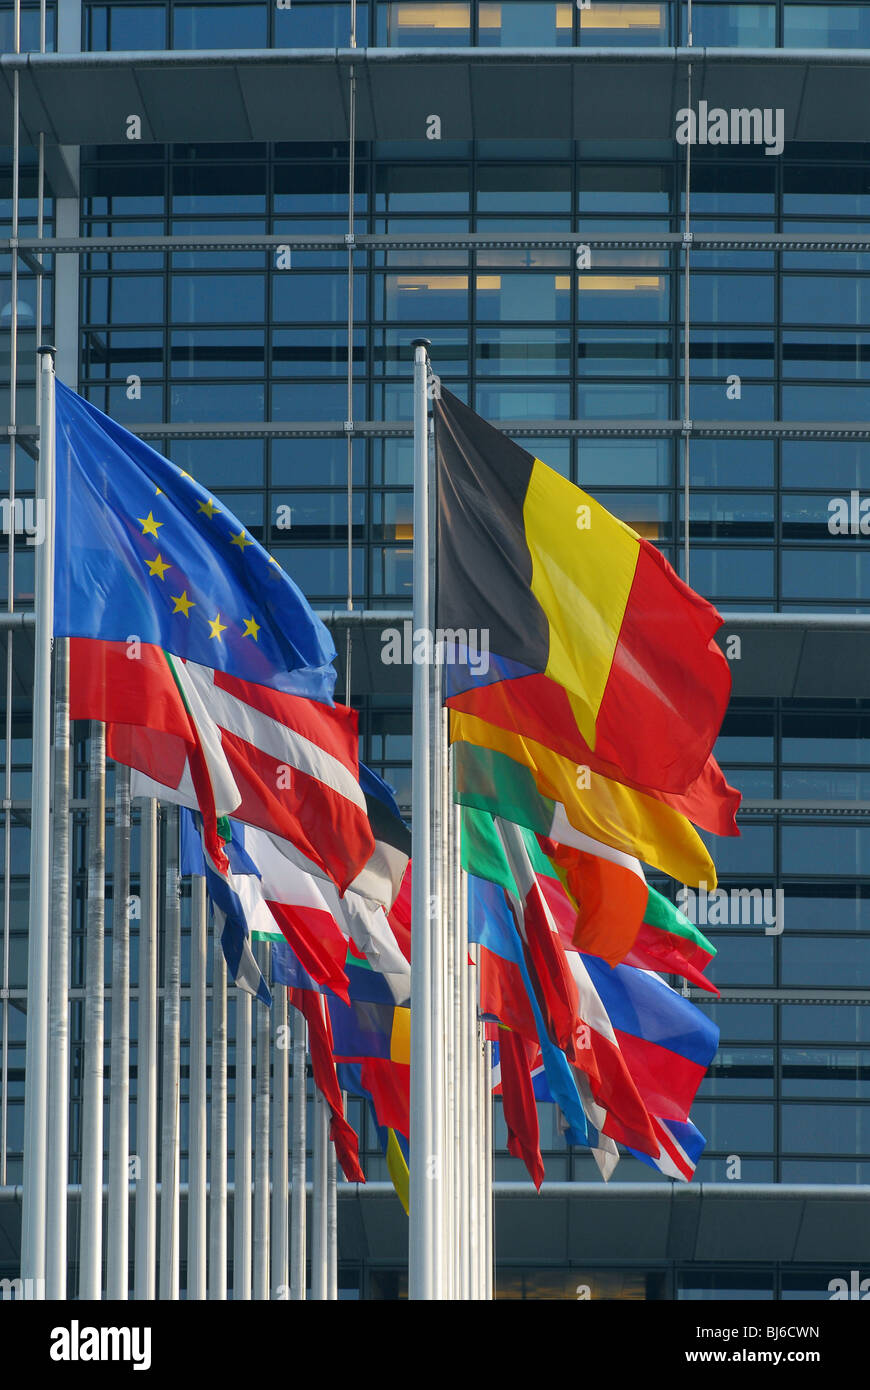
209, 612, 227, 641
179, 469, 194, 481
146, 553, 170, 581
171, 590, 194, 617
242, 616, 261, 641
138, 510, 162, 539
230, 529, 252, 551
198, 498, 220, 519
267, 554, 280, 567
155, 487, 162, 496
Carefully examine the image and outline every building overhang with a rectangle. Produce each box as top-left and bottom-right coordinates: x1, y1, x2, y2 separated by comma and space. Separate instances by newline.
2, 48, 870, 154
2, 1182, 869, 1269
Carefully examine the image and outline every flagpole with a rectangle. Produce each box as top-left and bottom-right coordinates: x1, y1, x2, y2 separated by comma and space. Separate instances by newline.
188, 873, 208, 1299
327, 1121, 338, 1300
234, 988, 253, 1300
134, 798, 158, 1300
46, 633, 70, 1300
159, 803, 181, 1300
254, 945, 271, 1300
21, 344, 55, 1292
208, 906, 228, 1300
455, 798, 471, 1302
484, 1030, 494, 1300
290, 1010, 307, 1300
107, 760, 132, 1298
409, 337, 434, 1301
467, 943, 479, 1300
310, 1088, 327, 1300
271, 982, 289, 1300
79, 719, 106, 1300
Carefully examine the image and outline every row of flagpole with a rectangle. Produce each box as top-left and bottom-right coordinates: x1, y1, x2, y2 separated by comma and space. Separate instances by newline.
408, 340, 493, 1299
21, 351, 340, 1300
21, 342, 492, 1299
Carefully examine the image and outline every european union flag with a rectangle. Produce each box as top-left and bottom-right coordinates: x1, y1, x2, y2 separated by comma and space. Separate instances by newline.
54, 382, 336, 701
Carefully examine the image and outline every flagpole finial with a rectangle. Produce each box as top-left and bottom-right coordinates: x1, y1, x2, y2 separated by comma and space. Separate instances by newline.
37, 344, 56, 359
411, 338, 431, 354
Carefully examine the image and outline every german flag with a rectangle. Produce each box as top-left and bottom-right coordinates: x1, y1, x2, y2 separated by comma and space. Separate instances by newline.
435, 389, 731, 796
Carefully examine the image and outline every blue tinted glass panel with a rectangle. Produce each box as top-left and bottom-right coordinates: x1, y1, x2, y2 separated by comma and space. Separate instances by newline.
782, 549, 870, 601
782, 1104, 870, 1153
690, 1102, 774, 1151
687, 3, 775, 44
784, 4, 870, 47
783, 1005, 870, 1043
782, 825, 870, 876
783, 937, 870, 987
171, 275, 265, 324
578, 439, 672, 487
783, 277, 870, 325
679, 546, 774, 600
683, 275, 774, 323
173, 4, 268, 48
578, 274, 669, 323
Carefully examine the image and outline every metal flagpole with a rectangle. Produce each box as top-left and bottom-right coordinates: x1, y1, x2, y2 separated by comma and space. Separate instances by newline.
107, 761, 132, 1298
254, 946, 271, 1301
22, 344, 55, 1292
467, 944, 479, 1300
208, 909, 228, 1300
46, 634, 70, 1300
159, 803, 181, 1300
134, 799, 158, 1300
409, 337, 434, 1300
234, 988, 253, 1300
290, 1010, 307, 1300
310, 1087, 328, 1300
455, 796, 470, 1302
438, 699, 453, 1300
79, 719, 106, 1300
483, 1029, 494, 1300
271, 981, 289, 1300
327, 1120, 338, 1300
188, 873, 208, 1299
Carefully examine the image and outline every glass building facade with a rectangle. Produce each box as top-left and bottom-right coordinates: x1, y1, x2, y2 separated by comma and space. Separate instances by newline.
2, 0, 870, 1299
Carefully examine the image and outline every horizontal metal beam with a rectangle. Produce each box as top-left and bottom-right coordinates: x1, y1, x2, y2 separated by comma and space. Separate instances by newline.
0, 612, 35, 629
11, 232, 870, 254
12, 420, 870, 441
6, 46, 870, 73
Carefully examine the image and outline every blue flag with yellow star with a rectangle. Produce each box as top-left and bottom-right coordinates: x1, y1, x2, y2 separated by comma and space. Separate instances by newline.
53, 382, 336, 701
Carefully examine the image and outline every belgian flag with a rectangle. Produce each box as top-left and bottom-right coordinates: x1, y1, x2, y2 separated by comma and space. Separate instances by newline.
434, 389, 732, 797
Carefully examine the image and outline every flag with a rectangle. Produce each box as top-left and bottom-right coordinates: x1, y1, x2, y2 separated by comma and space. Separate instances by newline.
447, 670, 740, 836
453, 727, 716, 890
542, 833, 718, 989
179, 808, 271, 1006
287, 985, 365, 1184
435, 387, 731, 795
629, 1115, 706, 1181
578, 954, 719, 1123
351, 765, 412, 910
55, 381, 335, 698
113, 666, 374, 895
336, 1063, 410, 1213
496, 1027, 545, 1190
467, 872, 589, 1144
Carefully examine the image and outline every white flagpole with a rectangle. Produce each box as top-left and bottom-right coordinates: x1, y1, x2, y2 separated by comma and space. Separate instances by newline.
233, 989, 253, 1300
159, 803, 181, 1300
457, 805, 471, 1302
254, 945, 271, 1301
480, 1028, 489, 1295
310, 1087, 328, 1300
208, 909, 228, 1300
79, 719, 106, 1300
468, 944, 480, 1300
290, 1010, 307, 1300
454, 796, 470, 1302
134, 799, 158, 1300
271, 982, 289, 1300
409, 337, 434, 1300
46, 634, 70, 1300
187, 873, 208, 1299
327, 1120, 338, 1300
21, 344, 55, 1292
107, 761, 132, 1298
